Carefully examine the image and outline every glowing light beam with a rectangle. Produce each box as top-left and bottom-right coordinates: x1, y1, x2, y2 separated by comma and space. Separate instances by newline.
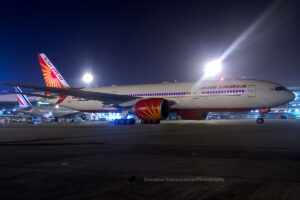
219, 0, 280, 61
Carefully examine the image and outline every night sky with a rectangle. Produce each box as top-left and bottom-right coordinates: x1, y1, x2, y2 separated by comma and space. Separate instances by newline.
0, 0, 300, 91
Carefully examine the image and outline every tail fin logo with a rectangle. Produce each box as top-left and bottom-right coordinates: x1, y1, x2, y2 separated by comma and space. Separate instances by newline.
15, 87, 32, 108
38, 53, 70, 88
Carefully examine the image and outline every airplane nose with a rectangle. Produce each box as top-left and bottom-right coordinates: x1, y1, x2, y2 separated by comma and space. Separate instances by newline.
287, 90, 295, 102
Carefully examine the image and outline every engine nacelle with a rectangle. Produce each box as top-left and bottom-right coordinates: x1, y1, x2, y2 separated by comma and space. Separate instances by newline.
133, 98, 169, 121
80, 113, 90, 120
177, 111, 208, 120
81, 114, 87, 120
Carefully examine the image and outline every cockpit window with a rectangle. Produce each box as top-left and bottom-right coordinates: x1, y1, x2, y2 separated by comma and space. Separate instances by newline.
275, 86, 287, 91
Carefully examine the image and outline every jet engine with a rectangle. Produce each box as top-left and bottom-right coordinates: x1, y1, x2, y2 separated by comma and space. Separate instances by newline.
80, 113, 90, 120
81, 113, 87, 120
177, 111, 208, 120
133, 98, 169, 121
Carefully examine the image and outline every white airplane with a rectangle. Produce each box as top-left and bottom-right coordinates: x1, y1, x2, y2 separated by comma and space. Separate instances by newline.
12, 86, 83, 122
0, 53, 295, 125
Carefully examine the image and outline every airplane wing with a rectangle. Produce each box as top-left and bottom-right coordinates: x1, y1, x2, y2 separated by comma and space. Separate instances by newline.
0, 82, 139, 105
2, 90, 58, 99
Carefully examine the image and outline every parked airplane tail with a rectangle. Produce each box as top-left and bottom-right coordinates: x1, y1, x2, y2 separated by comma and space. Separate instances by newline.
15, 86, 32, 108
37, 53, 71, 88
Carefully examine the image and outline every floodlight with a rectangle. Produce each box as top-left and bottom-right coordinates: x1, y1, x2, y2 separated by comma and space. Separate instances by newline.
82, 73, 93, 83
204, 59, 222, 78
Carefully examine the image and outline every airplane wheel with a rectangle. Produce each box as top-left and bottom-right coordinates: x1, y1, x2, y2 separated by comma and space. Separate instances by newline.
142, 120, 150, 124
114, 119, 135, 125
256, 118, 264, 124
140, 120, 161, 125
124, 119, 133, 125
81, 114, 86, 120
128, 119, 135, 125
124, 119, 129, 125
141, 120, 159, 124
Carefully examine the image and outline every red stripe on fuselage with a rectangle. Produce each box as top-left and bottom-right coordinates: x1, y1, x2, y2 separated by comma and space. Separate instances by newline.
78, 108, 256, 113
78, 109, 118, 113
52, 88, 83, 104
170, 108, 254, 112
56, 95, 68, 104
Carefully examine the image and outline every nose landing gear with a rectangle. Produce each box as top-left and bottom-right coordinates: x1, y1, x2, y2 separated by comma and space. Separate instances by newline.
256, 117, 264, 124
256, 108, 270, 124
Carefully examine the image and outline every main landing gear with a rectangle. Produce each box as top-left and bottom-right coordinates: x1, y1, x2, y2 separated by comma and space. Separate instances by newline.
113, 110, 136, 125
113, 118, 135, 125
113, 119, 160, 125
141, 120, 160, 124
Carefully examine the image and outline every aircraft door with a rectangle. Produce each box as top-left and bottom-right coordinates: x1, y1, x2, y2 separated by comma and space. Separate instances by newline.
247, 85, 256, 97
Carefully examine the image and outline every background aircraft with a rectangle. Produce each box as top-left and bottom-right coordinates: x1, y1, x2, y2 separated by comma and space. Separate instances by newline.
12, 86, 84, 122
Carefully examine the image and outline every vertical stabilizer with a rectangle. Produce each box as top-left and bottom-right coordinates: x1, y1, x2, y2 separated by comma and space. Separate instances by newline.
15, 87, 32, 108
37, 53, 71, 88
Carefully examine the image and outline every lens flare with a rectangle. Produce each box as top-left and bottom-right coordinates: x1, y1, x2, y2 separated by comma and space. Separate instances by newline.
204, 59, 222, 78
82, 73, 93, 83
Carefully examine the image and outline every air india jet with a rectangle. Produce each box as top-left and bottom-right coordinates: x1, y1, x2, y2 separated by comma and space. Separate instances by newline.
0, 53, 295, 125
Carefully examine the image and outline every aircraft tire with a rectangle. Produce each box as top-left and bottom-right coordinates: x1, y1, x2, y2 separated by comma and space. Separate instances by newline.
140, 120, 160, 124
114, 119, 119, 125
120, 119, 126, 125
114, 119, 135, 125
256, 118, 264, 124
128, 118, 135, 125
81, 114, 86, 120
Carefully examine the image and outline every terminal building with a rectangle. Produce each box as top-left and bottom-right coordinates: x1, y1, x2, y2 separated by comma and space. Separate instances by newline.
0, 87, 300, 120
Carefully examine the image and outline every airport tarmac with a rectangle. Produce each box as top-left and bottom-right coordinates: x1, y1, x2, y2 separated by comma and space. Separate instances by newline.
0, 119, 300, 200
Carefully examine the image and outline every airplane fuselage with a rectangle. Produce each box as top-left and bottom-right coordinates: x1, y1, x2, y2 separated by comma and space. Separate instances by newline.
43, 79, 295, 113
17, 105, 78, 118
